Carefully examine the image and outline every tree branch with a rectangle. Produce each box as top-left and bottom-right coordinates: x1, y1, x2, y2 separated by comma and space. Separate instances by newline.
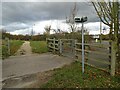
92, 2, 110, 26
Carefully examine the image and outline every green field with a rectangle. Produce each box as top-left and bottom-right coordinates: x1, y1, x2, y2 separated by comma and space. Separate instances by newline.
30, 41, 48, 54
2, 40, 24, 59
41, 61, 120, 88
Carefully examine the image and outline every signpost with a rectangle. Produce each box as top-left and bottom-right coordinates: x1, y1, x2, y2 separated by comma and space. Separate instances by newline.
74, 17, 87, 73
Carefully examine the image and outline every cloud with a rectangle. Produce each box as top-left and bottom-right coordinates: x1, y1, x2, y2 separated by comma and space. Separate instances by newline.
10, 20, 110, 35
85, 22, 109, 31
2, 2, 98, 25
3, 22, 30, 32
10, 28, 31, 35
1, 2, 102, 35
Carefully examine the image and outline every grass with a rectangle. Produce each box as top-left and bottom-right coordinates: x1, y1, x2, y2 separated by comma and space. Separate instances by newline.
10, 40, 24, 55
30, 41, 48, 54
2, 40, 24, 59
41, 61, 120, 88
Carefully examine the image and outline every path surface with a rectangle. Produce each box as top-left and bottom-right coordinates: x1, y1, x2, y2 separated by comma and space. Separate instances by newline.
2, 41, 74, 88
3, 53, 73, 79
2, 53, 74, 88
15, 41, 32, 56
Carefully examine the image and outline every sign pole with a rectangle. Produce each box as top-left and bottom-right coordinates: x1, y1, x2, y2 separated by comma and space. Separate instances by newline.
82, 22, 84, 73
74, 16, 87, 74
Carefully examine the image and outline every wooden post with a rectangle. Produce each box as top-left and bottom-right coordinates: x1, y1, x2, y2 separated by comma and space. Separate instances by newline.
53, 38, 55, 53
85, 45, 89, 62
111, 41, 116, 76
5, 37, 10, 55
59, 39, 62, 55
46, 38, 49, 52
74, 40, 77, 58
72, 39, 75, 58
7, 38, 10, 55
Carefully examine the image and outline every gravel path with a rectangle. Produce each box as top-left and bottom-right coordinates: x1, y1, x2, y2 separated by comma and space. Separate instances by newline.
15, 41, 32, 56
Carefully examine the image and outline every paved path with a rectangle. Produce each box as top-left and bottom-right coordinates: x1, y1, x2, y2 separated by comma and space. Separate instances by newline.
2, 53, 74, 80
2, 41, 74, 88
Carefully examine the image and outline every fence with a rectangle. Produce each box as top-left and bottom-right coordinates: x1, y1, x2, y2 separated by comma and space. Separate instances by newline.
47, 38, 75, 57
46, 38, 59, 54
75, 42, 110, 71
47, 38, 116, 76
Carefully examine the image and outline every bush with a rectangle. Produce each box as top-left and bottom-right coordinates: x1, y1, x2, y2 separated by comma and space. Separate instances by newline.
2, 40, 24, 59
2, 45, 9, 59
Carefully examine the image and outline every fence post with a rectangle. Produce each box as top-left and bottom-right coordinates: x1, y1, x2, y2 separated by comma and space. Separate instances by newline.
7, 38, 10, 55
74, 40, 77, 58
85, 45, 89, 62
5, 37, 10, 55
72, 39, 76, 57
59, 39, 62, 55
46, 38, 49, 51
111, 41, 116, 76
53, 38, 55, 53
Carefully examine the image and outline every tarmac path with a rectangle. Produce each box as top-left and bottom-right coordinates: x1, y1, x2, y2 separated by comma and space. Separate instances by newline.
2, 41, 74, 88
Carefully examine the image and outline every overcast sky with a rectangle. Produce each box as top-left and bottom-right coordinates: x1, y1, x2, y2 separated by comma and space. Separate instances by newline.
1, 1, 110, 35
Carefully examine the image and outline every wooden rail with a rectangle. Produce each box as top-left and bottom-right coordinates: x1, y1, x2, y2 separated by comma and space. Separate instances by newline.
47, 38, 116, 76
75, 43, 110, 49
75, 48, 110, 56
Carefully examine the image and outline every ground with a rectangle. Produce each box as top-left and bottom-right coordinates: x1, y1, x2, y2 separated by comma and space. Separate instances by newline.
15, 41, 32, 55
2, 41, 74, 88
2, 40, 119, 88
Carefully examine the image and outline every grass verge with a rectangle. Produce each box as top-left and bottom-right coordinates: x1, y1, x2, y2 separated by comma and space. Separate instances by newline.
30, 41, 48, 54
2, 40, 24, 59
41, 61, 120, 88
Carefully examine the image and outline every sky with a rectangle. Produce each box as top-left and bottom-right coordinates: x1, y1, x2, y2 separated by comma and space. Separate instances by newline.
1, 0, 110, 35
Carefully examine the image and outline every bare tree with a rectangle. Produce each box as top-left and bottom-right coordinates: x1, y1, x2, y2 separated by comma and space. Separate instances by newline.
92, 0, 119, 40
44, 25, 51, 35
92, 0, 119, 76
66, 2, 78, 33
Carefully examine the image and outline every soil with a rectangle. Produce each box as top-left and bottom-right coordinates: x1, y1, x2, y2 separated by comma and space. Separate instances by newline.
24, 71, 54, 88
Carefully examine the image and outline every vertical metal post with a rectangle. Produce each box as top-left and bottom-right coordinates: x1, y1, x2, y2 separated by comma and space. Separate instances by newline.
82, 22, 84, 73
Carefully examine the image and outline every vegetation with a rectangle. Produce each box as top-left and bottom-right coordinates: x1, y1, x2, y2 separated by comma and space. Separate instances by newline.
1, 29, 93, 43
30, 41, 48, 54
92, 1, 119, 76
2, 40, 24, 59
10, 40, 24, 55
41, 61, 120, 88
